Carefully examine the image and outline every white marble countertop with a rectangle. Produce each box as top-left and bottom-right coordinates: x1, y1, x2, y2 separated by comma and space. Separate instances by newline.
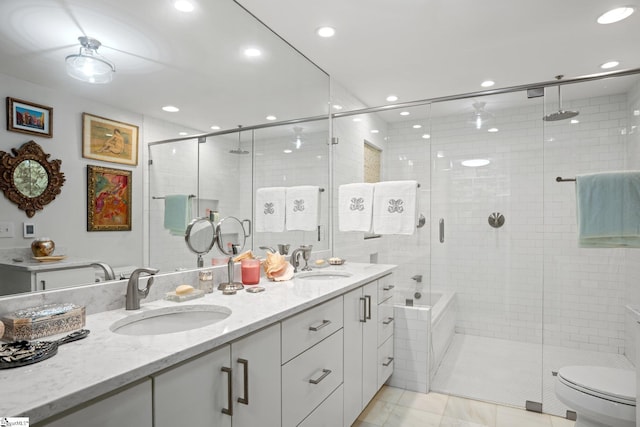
0, 248, 98, 272
0, 262, 395, 423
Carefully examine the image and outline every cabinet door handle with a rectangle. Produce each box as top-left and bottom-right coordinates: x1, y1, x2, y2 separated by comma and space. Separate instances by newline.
365, 295, 372, 320
308, 319, 331, 332
308, 368, 332, 384
359, 297, 366, 323
383, 284, 395, 291
383, 317, 394, 325
237, 358, 249, 405
382, 357, 394, 367
221, 366, 233, 416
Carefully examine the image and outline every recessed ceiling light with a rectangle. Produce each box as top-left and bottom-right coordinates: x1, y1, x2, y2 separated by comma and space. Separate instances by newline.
244, 48, 262, 57
400, 111, 410, 116
353, 118, 362, 122
634, 110, 640, 116
266, 115, 277, 121
162, 105, 180, 112
413, 124, 422, 129
179, 132, 188, 136
570, 119, 580, 124
461, 159, 490, 167
481, 80, 495, 88
316, 26, 335, 38
422, 134, 431, 139
597, 7, 635, 24
332, 104, 343, 110
174, 0, 194, 12
371, 129, 379, 134
210, 125, 221, 130
386, 95, 398, 102
600, 60, 620, 69
488, 127, 499, 133
283, 149, 292, 154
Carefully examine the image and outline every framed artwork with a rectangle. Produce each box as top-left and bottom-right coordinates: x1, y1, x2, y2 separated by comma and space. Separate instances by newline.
87, 165, 132, 231
6, 97, 53, 138
82, 113, 139, 166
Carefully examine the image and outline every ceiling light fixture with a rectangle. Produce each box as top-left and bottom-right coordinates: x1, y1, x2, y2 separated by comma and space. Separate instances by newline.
422, 134, 431, 139
65, 36, 115, 84
600, 60, 620, 69
174, 0, 195, 12
210, 125, 221, 130
597, 7, 635, 24
488, 127, 499, 133
332, 104, 343, 110
413, 124, 422, 129
386, 95, 398, 102
292, 126, 304, 149
316, 26, 336, 37
371, 129, 379, 134
469, 101, 493, 129
162, 105, 180, 112
400, 111, 410, 116
481, 80, 495, 88
244, 48, 262, 57
266, 115, 277, 121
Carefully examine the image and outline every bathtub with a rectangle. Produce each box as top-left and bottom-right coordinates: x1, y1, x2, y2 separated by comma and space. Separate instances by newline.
388, 289, 456, 393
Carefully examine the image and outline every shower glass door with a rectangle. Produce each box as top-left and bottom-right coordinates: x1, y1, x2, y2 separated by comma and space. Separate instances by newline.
428, 91, 546, 410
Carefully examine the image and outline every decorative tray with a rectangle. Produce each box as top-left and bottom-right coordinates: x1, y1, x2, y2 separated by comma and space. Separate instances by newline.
33, 255, 67, 262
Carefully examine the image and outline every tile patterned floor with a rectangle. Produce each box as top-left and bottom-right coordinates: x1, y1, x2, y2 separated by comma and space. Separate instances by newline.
353, 386, 576, 427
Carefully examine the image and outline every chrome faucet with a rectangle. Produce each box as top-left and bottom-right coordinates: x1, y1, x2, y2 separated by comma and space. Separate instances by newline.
290, 245, 312, 273
125, 267, 159, 310
91, 262, 116, 281
259, 246, 276, 253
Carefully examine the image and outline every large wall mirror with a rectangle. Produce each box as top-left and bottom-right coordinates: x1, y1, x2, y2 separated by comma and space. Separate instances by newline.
0, 0, 330, 295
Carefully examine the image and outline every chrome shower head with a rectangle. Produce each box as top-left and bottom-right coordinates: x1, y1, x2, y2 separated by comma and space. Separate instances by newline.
229, 125, 250, 154
543, 75, 579, 122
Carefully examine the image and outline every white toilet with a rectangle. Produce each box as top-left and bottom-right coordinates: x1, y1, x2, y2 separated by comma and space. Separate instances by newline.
555, 366, 636, 427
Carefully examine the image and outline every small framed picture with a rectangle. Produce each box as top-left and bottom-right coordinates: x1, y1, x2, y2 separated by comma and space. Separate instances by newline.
6, 97, 53, 138
82, 113, 139, 166
87, 165, 132, 231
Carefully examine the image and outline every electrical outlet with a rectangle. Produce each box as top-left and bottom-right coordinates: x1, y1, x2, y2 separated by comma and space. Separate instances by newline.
0, 221, 15, 238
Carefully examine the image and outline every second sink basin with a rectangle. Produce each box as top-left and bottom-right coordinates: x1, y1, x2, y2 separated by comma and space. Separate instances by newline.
110, 304, 231, 336
296, 271, 353, 281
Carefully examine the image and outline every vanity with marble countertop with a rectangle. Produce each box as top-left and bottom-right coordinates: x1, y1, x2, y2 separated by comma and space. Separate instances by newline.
0, 262, 395, 423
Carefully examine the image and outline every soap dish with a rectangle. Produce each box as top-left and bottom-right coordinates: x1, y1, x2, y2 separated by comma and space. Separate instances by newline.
165, 289, 205, 302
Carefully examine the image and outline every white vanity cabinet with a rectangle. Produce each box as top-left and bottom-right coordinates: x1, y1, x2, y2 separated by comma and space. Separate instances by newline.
0, 263, 96, 295
343, 280, 379, 427
33, 379, 152, 427
377, 274, 395, 388
153, 323, 281, 427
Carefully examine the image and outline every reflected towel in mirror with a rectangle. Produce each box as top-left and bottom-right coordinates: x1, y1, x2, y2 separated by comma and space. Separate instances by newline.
256, 187, 286, 232
163, 194, 192, 236
286, 185, 320, 231
338, 183, 374, 232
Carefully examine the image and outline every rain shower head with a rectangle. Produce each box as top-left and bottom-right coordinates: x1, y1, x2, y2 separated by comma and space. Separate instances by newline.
543, 75, 579, 122
230, 125, 250, 154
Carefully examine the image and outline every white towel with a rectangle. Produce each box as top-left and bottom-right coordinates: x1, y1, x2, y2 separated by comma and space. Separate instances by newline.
576, 171, 640, 247
372, 180, 417, 235
286, 185, 320, 231
339, 183, 375, 232
255, 187, 286, 232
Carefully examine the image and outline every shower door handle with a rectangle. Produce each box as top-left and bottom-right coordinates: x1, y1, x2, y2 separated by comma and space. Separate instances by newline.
439, 218, 445, 243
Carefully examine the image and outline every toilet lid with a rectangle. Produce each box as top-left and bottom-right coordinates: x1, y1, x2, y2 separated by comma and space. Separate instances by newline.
557, 366, 636, 405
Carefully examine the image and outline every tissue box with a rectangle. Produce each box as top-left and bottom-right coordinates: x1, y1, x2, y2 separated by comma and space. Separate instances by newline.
1, 303, 86, 341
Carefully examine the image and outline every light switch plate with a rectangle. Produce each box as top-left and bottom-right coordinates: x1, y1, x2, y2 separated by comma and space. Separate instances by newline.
0, 221, 15, 238
23, 223, 35, 238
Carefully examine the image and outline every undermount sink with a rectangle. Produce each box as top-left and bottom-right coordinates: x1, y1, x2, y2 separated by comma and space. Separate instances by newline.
296, 271, 353, 281
110, 304, 231, 336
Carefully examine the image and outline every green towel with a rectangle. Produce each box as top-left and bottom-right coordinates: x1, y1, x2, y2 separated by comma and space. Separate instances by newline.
163, 195, 192, 236
576, 171, 640, 247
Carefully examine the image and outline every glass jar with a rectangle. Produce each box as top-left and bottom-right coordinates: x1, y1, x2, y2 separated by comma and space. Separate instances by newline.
199, 269, 214, 293
241, 259, 261, 285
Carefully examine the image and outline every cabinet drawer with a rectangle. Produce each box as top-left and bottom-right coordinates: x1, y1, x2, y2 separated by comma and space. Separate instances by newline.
378, 302, 394, 344
282, 330, 343, 427
377, 335, 394, 389
377, 274, 395, 303
298, 384, 343, 427
281, 297, 343, 363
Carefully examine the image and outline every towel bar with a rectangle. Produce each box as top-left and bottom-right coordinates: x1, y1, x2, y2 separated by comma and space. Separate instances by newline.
152, 194, 197, 199
556, 177, 576, 182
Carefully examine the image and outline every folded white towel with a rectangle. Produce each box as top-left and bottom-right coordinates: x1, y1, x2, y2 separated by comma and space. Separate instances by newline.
372, 180, 418, 235
339, 183, 375, 232
255, 187, 286, 232
576, 171, 640, 247
286, 185, 320, 231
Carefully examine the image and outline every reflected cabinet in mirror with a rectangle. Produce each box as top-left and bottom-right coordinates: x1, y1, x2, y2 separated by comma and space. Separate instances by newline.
0, 141, 65, 217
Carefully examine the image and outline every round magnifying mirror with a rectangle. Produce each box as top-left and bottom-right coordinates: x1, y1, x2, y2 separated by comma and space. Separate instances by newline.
185, 217, 216, 267
13, 160, 49, 198
216, 216, 247, 255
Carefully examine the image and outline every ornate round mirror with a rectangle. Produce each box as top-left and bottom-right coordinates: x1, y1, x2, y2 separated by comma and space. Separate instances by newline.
0, 141, 65, 217
185, 217, 216, 267
216, 216, 248, 255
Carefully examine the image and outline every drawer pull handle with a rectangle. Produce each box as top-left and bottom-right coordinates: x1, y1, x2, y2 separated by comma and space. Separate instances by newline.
309, 368, 332, 384
359, 297, 366, 323
221, 366, 233, 416
383, 285, 395, 291
237, 358, 249, 405
309, 319, 331, 332
383, 317, 394, 325
382, 357, 394, 367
